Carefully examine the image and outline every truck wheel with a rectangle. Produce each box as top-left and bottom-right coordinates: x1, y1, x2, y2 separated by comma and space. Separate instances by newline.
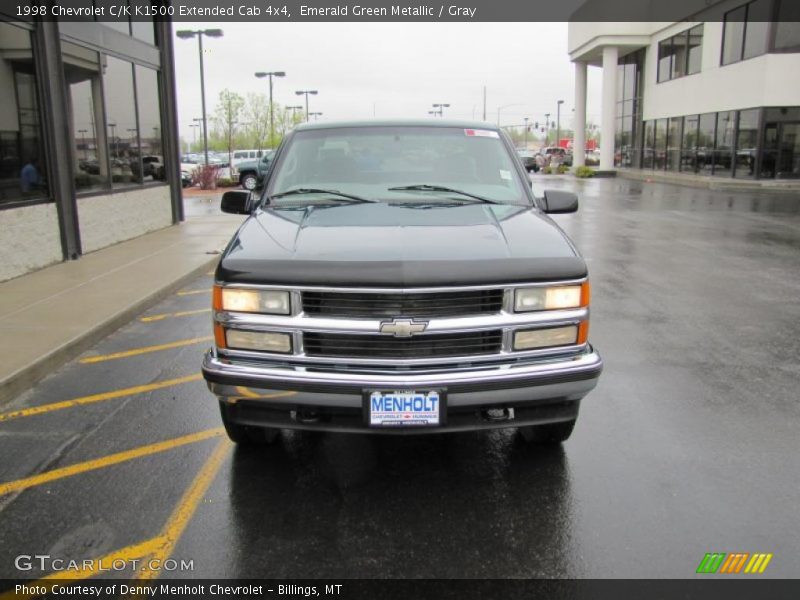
219, 404, 279, 445
518, 419, 576, 444
240, 173, 258, 191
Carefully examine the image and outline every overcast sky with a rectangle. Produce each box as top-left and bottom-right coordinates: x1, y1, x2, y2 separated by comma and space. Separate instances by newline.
173, 22, 602, 145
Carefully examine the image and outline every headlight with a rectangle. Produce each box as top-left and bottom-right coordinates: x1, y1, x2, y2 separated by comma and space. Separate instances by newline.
218, 288, 290, 314
513, 326, 578, 350
514, 283, 586, 312
225, 330, 292, 353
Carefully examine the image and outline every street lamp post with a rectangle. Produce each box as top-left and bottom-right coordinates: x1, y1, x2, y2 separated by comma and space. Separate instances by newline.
254, 71, 286, 148
189, 123, 199, 152
432, 103, 449, 117
556, 100, 564, 149
295, 90, 318, 122
309, 112, 323, 121
544, 113, 550, 146
176, 28, 224, 166
496, 103, 522, 127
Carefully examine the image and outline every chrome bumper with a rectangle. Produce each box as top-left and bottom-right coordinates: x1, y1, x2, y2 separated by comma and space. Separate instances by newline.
202, 347, 602, 405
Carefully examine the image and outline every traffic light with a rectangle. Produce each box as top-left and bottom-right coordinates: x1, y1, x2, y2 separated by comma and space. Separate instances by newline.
534, 121, 539, 129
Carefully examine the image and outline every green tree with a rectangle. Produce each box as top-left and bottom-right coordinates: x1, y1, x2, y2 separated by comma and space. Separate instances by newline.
243, 92, 270, 151
212, 89, 245, 166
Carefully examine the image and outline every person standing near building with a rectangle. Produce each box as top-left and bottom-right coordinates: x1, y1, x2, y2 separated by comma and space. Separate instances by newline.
20, 157, 43, 193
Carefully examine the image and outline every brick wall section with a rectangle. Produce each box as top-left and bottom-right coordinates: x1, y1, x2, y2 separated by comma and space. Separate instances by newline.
78, 185, 173, 254
0, 203, 63, 282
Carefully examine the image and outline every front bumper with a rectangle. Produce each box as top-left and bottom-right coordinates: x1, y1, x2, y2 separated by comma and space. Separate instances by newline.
202, 347, 602, 433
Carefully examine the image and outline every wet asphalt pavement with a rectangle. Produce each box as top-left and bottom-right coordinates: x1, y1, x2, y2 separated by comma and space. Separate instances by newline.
0, 177, 798, 582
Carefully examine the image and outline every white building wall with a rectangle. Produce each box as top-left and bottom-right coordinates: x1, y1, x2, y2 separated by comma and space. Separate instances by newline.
77, 185, 172, 254
0, 203, 63, 282
642, 23, 800, 120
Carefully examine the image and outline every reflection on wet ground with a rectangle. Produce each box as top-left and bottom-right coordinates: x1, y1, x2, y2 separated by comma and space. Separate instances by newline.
0, 177, 798, 580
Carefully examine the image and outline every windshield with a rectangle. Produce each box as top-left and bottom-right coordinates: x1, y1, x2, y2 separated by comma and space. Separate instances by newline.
267, 126, 528, 205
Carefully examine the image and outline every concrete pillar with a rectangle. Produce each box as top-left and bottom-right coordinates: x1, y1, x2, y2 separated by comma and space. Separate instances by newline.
600, 45, 619, 171
573, 61, 587, 168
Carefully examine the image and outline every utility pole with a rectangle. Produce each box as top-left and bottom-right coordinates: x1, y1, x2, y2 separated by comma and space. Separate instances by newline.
482, 86, 486, 121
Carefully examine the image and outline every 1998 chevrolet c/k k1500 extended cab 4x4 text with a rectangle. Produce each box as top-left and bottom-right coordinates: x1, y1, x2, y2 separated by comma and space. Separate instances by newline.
201, 120, 602, 445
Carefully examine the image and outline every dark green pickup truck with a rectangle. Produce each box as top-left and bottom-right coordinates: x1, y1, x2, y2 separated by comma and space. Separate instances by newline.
237, 150, 275, 190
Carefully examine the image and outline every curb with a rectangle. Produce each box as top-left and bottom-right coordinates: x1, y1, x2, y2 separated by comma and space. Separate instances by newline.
0, 257, 219, 407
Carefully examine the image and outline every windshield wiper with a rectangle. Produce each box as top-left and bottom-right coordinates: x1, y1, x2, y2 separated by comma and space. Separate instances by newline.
387, 184, 500, 204
268, 188, 375, 204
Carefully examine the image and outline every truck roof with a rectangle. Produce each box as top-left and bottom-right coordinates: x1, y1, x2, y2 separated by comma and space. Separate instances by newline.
294, 119, 501, 132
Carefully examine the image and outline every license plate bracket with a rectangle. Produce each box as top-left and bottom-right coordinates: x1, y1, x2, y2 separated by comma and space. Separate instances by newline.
363, 389, 446, 428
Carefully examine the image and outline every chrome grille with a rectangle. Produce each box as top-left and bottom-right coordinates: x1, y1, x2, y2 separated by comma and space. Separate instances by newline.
303, 330, 503, 359
301, 289, 504, 318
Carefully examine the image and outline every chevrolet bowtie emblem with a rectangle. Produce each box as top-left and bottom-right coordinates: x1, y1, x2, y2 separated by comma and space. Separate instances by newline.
379, 318, 428, 337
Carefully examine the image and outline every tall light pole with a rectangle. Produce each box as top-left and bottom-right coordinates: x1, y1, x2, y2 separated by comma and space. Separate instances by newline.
544, 113, 550, 146
432, 103, 449, 117
556, 99, 564, 149
309, 112, 323, 121
189, 123, 199, 152
176, 28, 224, 166
254, 70, 285, 148
295, 90, 318, 122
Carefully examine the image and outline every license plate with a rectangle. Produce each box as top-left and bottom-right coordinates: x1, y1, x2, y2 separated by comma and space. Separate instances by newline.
365, 390, 445, 428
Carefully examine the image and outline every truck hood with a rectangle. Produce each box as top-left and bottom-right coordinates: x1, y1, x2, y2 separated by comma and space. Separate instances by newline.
218, 202, 585, 286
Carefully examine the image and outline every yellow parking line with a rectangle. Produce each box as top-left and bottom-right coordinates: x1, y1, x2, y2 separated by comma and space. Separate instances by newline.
140, 308, 212, 323
0, 438, 231, 596
0, 538, 166, 599
0, 429, 223, 496
176, 289, 210, 296
0, 373, 202, 423
80, 336, 213, 364
133, 438, 232, 582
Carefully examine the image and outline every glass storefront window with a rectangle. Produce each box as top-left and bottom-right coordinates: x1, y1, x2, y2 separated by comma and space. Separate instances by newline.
654, 119, 667, 170
658, 39, 674, 83
681, 115, 699, 172
713, 111, 736, 177
722, 5, 747, 65
63, 41, 109, 192
734, 109, 759, 179
666, 117, 683, 172
687, 25, 703, 74
134, 65, 163, 182
742, 0, 771, 60
642, 121, 655, 169
102, 56, 139, 188
0, 23, 49, 205
697, 113, 716, 175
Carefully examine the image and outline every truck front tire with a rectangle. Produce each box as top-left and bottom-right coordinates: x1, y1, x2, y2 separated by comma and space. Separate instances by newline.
219, 403, 280, 445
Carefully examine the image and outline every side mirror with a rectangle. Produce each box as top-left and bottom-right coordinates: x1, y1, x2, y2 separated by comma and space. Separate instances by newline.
221, 190, 252, 215
542, 190, 579, 214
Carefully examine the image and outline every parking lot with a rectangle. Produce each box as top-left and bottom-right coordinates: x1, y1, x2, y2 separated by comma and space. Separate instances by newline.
0, 177, 798, 584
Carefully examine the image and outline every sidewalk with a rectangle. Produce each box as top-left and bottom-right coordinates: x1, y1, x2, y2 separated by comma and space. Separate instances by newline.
616, 167, 800, 193
0, 211, 243, 405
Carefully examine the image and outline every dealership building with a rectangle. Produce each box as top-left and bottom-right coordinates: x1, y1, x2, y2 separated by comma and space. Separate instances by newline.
0, 14, 181, 282
568, 0, 800, 180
